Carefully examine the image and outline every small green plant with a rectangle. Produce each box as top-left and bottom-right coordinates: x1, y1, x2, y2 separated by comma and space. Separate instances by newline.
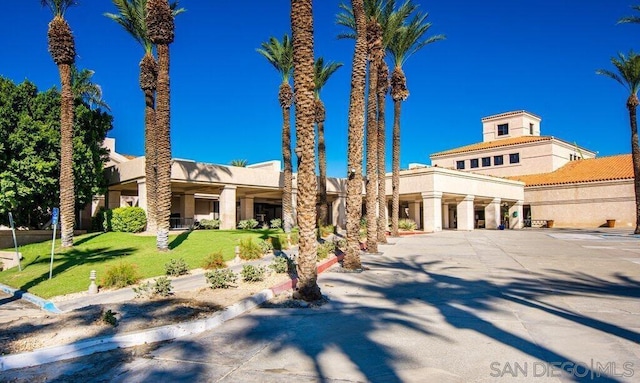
334, 237, 347, 251
102, 262, 140, 289
239, 238, 263, 260
319, 225, 335, 238
105, 206, 147, 233
132, 281, 152, 298
270, 218, 282, 229
153, 276, 173, 297
199, 218, 220, 230
102, 309, 118, 327
237, 219, 258, 230
165, 258, 189, 276
317, 241, 336, 261
258, 239, 273, 254
398, 218, 417, 231
241, 264, 266, 282
269, 256, 289, 274
202, 251, 226, 269
205, 269, 238, 289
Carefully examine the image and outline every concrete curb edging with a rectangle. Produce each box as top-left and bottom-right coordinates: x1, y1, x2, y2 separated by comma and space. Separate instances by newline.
0, 283, 61, 314
0, 252, 347, 372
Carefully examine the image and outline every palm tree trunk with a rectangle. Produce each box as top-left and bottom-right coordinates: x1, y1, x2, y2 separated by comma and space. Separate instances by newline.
291, 0, 321, 301
628, 97, 640, 234
365, 47, 380, 253
317, 99, 329, 227
59, 63, 75, 247
144, 88, 157, 234
282, 101, 294, 234
391, 98, 401, 237
376, 61, 388, 243
344, 0, 367, 270
156, 43, 172, 250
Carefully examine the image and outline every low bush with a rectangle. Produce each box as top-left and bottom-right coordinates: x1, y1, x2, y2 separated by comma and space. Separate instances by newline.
270, 218, 282, 229
270, 234, 289, 250
398, 218, 417, 231
102, 262, 140, 289
165, 258, 189, 276
237, 219, 258, 230
205, 269, 237, 289
269, 256, 290, 274
241, 264, 266, 282
317, 241, 336, 261
258, 239, 273, 254
202, 251, 226, 269
153, 276, 173, 297
102, 309, 118, 327
239, 238, 263, 260
334, 237, 347, 251
199, 218, 220, 230
105, 207, 147, 233
319, 225, 334, 238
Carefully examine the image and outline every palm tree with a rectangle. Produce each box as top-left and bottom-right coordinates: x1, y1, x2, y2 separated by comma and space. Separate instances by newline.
314, 57, 342, 226
146, 0, 174, 251
71, 66, 110, 110
377, 59, 390, 243
230, 159, 248, 167
256, 35, 295, 234
618, 5, 640, 24
387, 10, 444, 236
42, 0, 77, 248
597, 52, 640, 234
106, 0, 183, 236
290, 0, 322, 301
342, 0, 368, 270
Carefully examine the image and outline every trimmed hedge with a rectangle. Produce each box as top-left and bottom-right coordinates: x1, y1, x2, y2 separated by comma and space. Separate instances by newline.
104, 206, 147, 233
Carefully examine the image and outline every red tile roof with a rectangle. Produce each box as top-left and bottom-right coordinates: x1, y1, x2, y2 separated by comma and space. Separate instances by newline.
509, 154, 634, 187
431, 136, 553, 156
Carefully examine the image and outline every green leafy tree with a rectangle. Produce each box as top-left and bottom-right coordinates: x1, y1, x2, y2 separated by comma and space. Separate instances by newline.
597, 52, 640, 234
314, 58, 342, 226
388, 9, 444, 236
0, 77, 112, 228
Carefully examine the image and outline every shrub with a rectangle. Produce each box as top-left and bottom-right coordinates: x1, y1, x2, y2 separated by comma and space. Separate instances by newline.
199, 218, 220, 230
289, 230, 299, 245
334, 237, 347, 251
319, 225, 334, 238
165, 258, 189, 276
269, 256, 290, 274
317, 241, 336, 261
202, 251, 226, 269
258, 239, 273, 254
205, 269, 237, 289
153, 276, 173, 297
132, 281, 151, 298
237, 219, 258, 230
241, 264, 266, 282
239, 238, 263, 260
398, 218, 417, 231
106, 207, 147, 233
102, 262, 140, 288
270, 218, 282, 229
271, 234, 289, 250
102, 309, 118, 327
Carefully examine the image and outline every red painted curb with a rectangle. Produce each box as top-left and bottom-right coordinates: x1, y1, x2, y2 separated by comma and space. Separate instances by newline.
269, 253, 344, 295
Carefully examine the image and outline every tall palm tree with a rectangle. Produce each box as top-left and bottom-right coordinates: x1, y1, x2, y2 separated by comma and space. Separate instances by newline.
106, 0, 183, 236
70, 66, 110, 110
42, 0, 77, 248
146, 0, 174, 251
314, 57, 342, 226
342, 0, 368, 270
291, 0, 322, 301
256, 35, 295, 234
377, 59, 390, 243
597, 52, 640, 234
388, 10, 444, 236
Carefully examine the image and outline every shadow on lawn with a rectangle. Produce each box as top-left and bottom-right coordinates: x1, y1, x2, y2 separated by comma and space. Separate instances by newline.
169, 230, 192, 250
20, 246, 136, 292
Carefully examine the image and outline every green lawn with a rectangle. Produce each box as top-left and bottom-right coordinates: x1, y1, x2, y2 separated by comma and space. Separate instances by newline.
0, 229, 278, 298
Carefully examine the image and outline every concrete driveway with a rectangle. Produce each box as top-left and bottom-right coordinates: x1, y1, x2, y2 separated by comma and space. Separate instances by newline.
3, 229, 640, 382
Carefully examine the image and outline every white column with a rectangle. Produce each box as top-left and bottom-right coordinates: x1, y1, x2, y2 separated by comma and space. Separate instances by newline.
408, 201, 421, 229
332, 193, 347, 231
442, 203, 450, 229
240, 197, 254, 221
509, 200, 524, 229
485, 198, 501, 229
107, 190, 122, 209
137, 180, 147, 212
457, 195, 475, 231
219, 185, 237, 230
422, 192, 443, 232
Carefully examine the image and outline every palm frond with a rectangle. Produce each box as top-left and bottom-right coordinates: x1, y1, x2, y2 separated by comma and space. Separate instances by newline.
618, 5, 640, 24
41, 0, 77, 16
256, 34, 293, 82
597, 51, 640, 95
71, 66, 111, 110
314, 58, 343, 96
388, 10, 445, 67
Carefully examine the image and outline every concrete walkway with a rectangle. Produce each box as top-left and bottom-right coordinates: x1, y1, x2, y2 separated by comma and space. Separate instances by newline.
2, 229, 640, 382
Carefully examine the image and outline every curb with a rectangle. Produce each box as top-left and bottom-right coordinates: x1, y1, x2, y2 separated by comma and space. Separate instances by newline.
0, 253, 344, 372
0, 283, 61, 314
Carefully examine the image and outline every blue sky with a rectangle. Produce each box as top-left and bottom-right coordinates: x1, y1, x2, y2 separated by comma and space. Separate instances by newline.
1, 1, 638, 177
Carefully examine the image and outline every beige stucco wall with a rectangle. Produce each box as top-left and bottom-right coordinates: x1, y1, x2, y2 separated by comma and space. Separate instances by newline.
525, 180, 635, 228
482, 111, 541, 142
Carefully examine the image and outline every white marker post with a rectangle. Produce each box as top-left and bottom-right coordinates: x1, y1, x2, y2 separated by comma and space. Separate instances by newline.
8, 213, 21, 271
49, 207, 59, 280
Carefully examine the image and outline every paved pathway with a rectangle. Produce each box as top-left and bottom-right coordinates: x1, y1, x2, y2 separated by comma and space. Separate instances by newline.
2, 229, 640, 382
